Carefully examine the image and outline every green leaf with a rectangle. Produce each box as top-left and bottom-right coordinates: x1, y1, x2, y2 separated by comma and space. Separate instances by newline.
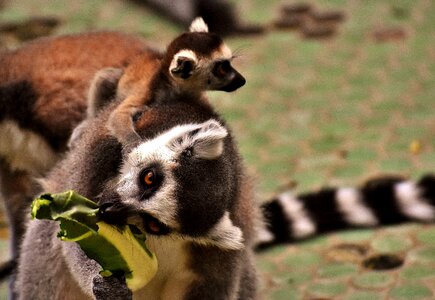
32, 190, 99, 233
31, 191, 158, 291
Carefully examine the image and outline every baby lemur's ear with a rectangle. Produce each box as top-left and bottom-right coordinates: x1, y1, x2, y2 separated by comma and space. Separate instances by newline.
87, 68, 124, 118
169, 50, 198, 79
189, 17, 209, 33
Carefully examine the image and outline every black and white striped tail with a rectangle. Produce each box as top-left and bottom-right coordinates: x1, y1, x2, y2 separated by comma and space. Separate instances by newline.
257, 174, 435, 248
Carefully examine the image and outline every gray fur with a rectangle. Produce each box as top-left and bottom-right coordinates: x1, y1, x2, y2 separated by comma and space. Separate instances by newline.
87, 68, 124, 118
16, 85, 260, 299
15, 220, 91, 300
14, 27, 258, 300
69, 68, 124, 149
13, 19, 254, 299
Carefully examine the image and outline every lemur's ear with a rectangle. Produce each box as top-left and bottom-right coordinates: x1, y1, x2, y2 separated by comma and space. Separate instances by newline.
169, 50, 198, 79
69, 68, 123, 149
170, 120, 228, 160
189, 17, 209, 33
190, 120, 228, 159
87, 68, 124, 118
68, 120, 88, 149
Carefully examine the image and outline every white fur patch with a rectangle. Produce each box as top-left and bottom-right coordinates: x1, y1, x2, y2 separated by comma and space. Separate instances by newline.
136, 236, 197, 299
255, 225, 275, 244
336, 188, 378, 226
129, 119, 227, 162
212, 44, 233, 61
189, 17, 209, 32
168, 119, 228, 160
169, 49, 199, 76
201, 211, 244, 250
0, 120, 58, 174
395, 181, 435, 221
277, 192, 316, 238
117, 149, 179, 228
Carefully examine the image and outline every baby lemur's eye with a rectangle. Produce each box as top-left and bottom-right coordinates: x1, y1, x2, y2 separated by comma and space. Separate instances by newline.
139, 168, 163, 192
213, 60, 231, 77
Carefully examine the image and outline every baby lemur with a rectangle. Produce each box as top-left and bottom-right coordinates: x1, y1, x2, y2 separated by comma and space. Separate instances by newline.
92, 17, 245, 144
15, 18, 255, 300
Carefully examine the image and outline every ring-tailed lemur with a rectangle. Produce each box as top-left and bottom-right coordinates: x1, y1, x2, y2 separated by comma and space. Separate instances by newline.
15, 20, 257, 299
0, 17, 245, 275
93, 17, 245, 145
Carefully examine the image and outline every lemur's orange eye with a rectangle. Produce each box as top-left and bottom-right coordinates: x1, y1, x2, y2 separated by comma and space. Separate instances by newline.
143, 171, 155, 186
139, 168, 162, 193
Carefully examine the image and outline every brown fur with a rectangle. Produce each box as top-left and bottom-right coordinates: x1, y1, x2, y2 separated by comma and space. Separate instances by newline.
0, 31, 156, 149
107, 52, 162, 143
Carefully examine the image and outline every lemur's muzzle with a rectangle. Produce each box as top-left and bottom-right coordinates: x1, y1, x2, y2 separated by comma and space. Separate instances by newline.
98, 202, 172, 236
222, 69, 246, 92
98, 202, 130, 225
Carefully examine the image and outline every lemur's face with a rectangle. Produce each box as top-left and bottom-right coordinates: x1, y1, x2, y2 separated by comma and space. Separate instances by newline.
169, 48, 246, 92
100, 119, 244, 250
167, 32, 246, 93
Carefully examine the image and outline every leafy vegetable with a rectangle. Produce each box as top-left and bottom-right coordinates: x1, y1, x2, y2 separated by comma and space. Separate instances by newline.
32, 191, 158, 291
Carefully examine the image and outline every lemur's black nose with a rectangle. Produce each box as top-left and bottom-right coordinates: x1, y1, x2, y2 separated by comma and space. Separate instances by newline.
98, 202, 130, 225
222, 70, 246, 92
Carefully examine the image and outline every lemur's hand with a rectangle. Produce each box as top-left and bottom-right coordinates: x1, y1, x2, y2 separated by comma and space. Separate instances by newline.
92, 275, 132, 300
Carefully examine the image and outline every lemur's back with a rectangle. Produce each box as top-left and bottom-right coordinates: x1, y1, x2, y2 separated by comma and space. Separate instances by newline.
0, 32, 155, 158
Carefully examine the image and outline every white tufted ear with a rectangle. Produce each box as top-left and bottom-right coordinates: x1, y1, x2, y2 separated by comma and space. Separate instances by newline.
189, 17, 209, 33
169, 50, 198, 79
168, 120, 228, 160
192, 120, 228, 159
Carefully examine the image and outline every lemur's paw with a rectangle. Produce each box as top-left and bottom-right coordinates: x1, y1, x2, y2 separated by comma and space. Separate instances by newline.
93, 275, 132, 300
